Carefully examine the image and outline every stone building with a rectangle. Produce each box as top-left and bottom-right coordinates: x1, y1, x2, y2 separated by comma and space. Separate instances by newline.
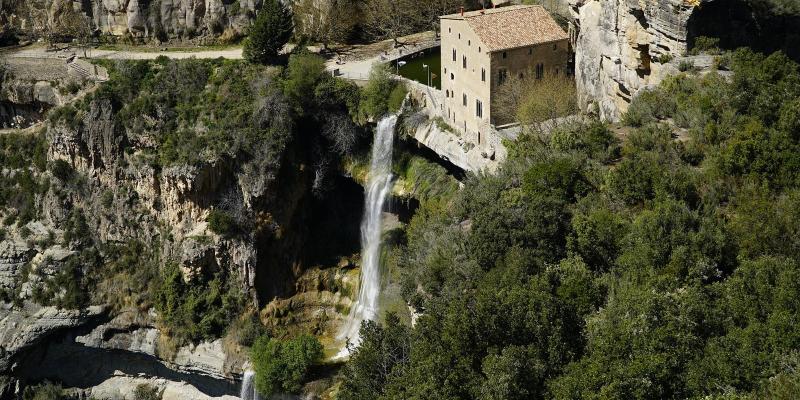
440, 5, 569, 147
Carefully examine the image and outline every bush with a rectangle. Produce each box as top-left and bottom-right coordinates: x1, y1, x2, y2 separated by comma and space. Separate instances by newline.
658, 53, 675, 64
282, 52, 326, 111
49, 159, 73, 182
251, 334, 323, 396
154, 263, 244, 342
691, 36, 721, 55
243, 0, 294, 65
133, 384, 162, 400
358, 64, 399, 121
207, 210, 236, 237
387, 83, 408, 113
22, 381, 63, 400
679, 60, 697, 72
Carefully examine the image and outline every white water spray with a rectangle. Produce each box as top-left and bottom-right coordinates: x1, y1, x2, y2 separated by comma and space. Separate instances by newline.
335, 115, 398, 359
240, 370, 262, 400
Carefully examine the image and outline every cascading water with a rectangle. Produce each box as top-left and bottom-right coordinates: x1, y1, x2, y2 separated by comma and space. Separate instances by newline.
335, 114, 399, 359
240, 370, 262, 400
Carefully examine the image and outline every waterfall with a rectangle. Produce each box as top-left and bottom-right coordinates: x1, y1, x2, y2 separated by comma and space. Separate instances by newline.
335, 114, 399, 359
240, 370, 262, 400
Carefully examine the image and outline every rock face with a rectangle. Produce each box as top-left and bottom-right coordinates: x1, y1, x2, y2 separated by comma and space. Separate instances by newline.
1, 0, 257, 43
568, 0, 702, 121
0, 304, 105, 371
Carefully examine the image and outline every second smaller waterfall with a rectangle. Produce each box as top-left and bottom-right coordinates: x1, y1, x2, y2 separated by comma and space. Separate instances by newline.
240, 370, 263, 400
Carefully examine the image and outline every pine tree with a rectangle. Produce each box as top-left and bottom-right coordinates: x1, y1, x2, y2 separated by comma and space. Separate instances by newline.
244, 0, 294, 65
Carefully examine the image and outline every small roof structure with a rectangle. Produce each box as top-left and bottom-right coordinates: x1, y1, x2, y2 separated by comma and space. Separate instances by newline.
441, 5, 568, 53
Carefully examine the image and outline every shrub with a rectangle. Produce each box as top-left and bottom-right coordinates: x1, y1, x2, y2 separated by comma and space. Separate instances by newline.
282, 52, 326, 111
133, 384, 162, 400
658, 53, 675, 64
154, 263, 244, 342
679, 60, 697, 72
207, 210, 236, 237
251, 334, 323, 396
387, 83, 408, 113
21, 381, 63, 400
359, 64, 398, 121
691, 36, 721, 55
243, 0, 294, 65
49, 160, 73, 182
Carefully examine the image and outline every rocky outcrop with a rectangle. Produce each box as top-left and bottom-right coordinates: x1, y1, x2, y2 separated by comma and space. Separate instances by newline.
1, 0, 257, 44
568, 0, 702, 121
0, 304, 105, 371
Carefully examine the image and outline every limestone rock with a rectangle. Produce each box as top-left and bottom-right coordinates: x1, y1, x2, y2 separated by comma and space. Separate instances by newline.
569, 0, 704, 121
0, 304, 105, 372
2, 0, 257, 42
0, 241, 33, 291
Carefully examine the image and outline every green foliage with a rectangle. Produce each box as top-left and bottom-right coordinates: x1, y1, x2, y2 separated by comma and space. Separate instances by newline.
207, 210, 237, 237
339, 314, 411, 400
22, 382, 63, 400
358, 64, 400, 121
243, 0, 294, 65
48, 159, 73, 182
658, 53, 675, 64
133, 384, 162, 400
363, 47, 800, 400
387, 83, 408, 113
154, 263, 244, 343
62, 208, 91, 247
282, 52, 327, 112
251, 334, 323, 396
691, 36, 722, 55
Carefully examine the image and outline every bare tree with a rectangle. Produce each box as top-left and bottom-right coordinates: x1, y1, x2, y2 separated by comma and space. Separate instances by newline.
494, 72, 577, 133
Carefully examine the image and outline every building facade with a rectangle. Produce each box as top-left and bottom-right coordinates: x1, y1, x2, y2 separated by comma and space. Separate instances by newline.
440, 5, 570, 147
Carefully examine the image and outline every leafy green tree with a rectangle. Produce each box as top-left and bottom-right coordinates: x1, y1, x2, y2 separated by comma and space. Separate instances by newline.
243, 0, 294, 65
251, 334, 323, 396
339, 314, 411, 400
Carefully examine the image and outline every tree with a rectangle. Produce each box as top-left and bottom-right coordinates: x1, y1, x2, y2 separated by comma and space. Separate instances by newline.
494, 74, 577, 132
244, 0, 294, 65
251, 334, 323, 396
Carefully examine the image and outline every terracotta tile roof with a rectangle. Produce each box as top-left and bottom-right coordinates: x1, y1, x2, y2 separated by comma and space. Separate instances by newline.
442, 5, 568, 52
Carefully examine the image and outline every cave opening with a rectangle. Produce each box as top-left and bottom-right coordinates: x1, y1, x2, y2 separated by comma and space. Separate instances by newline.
687, 0, 800, 61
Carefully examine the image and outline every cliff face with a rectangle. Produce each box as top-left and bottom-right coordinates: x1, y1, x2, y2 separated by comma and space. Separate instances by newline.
569, 0, 800, 121
0, 0, 259, 43
568, 0, 701, 121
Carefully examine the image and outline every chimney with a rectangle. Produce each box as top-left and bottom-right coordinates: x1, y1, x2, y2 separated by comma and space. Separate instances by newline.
460, 6, 464, 16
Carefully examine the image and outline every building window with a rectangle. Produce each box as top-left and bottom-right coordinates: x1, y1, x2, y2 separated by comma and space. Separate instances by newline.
452, 49, 456, 62
479, 46, 481, 53
498, 69, 508, 85
529, 48, 533, 55
553, 43, 557, 51
555, 68, 559, 76
458, 33, 461, 39
451, 73, 454, 80
476, 100, 483, 118
502, 51, 507, 59
463, 93, 467, 106
463, 55, 467, 69
481, 68, 486, 82
536, 63, 544, 79
468, 40, 471, 46
449, 27, 451, 33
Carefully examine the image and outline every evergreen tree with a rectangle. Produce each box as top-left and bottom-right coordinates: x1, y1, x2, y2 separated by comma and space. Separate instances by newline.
244, 0, 294, 65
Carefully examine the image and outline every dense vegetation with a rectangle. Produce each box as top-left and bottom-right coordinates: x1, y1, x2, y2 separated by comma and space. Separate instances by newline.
340, 49, 800, 399
251, 334, 324, 396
